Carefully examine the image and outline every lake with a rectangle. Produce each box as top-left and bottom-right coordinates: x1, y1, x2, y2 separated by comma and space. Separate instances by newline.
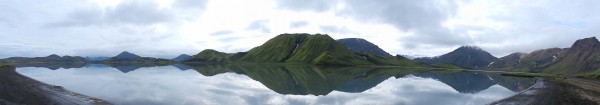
16, 63, 535, 105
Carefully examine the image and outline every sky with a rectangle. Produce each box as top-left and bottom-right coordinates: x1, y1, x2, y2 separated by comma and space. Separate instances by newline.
1, 0, 599, 59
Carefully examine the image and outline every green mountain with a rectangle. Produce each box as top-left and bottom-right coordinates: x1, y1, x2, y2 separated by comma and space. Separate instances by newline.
238, 33, 372, 66
185, 49, 231, 62
357, 53, 427, 66
182, 33, 428, 67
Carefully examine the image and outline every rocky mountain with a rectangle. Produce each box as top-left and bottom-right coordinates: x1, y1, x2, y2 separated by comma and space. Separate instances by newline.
544, 37, 600, 74
337, 38, 392, 57
171, 54, 192, 62
488, 52, 528, 70
489, 48, 565, 72
238, 33, 372, 65
0, 54, 86, 64
485, 37, 600, 74
414, 46, 498, 69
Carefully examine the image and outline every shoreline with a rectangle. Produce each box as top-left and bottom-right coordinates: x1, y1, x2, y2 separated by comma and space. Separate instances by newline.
490, 77, 600, 105
0, 65, 111, 105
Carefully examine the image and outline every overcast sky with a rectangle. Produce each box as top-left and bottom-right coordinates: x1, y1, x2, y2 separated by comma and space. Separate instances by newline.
1, 0, 599, 59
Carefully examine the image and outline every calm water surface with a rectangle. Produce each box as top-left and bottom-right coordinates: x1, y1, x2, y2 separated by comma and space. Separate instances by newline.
16, 64, 535, 105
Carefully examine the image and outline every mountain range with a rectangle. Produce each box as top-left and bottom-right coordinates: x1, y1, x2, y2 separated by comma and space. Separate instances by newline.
183, 33, 423, 66
413, 37, 600, 74
103, 51, 172, 64
0, 54, 86, 64
3, 33, 600, 75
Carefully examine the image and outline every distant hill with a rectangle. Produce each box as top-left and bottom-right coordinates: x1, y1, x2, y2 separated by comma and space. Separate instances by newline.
185, 49, 230, 62
103, 51, 172, 64
337, 38, 392, 57
0, 54, 86, 64
171, 54, 192, 62
113, 51, 141, 59
414, 46, 497, 69
238, 33, 372, 66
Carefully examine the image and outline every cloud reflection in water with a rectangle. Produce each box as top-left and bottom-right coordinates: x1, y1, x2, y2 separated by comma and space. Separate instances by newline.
18, 65, 522, 105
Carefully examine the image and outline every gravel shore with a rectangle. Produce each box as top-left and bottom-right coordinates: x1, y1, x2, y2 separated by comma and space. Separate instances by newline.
490, 77, 600, 105
0, 65, 111, 105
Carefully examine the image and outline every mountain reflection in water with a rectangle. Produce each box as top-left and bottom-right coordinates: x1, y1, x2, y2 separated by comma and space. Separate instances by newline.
16, 63, 535, 105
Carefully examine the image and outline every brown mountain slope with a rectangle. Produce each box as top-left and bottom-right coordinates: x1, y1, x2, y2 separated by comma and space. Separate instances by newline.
545, 37, 600, 74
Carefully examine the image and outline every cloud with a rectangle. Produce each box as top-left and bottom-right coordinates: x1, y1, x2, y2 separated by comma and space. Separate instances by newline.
275, 0, 338, 12
210, 30, 234, 36
47, 1, 174, 28
276, 0, 466, 53
245, 20, 270, 33
319, 25, 353, 34
172, 0, 209, 10
109, 1, 174, 25
337, 1, 464, 47
289, 21, 308, 28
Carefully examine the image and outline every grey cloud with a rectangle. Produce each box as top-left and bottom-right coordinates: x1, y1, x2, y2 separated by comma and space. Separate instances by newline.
210, 30, 234, 36
276, 0, 463, 49
109, 1, 173, 25
289, 21, 308, 28
275, 0, 338, 12
337, 1, 462, 48
246, 20, 270, 33
47, 0, 210, 28
173, 0, 208, 10
319, 25, 353, 34
47, 9, 104, 27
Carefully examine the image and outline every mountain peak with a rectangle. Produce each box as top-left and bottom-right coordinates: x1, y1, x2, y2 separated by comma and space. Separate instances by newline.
457, 46, 483, 51
200, 49, 219, 53
239, 33, 371, 65
177, 54, 190, 57
114, 51, 141, 59
337, 38, 392, 57
415, 45, 497, 68
47, 54, 61, 58
172, 54, 192, 62
571, 37, 600, 50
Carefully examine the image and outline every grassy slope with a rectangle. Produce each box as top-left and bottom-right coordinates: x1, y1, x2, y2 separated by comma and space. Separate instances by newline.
187, 49, 231, 62
239, 33, 308, 62
357, 53, 428, 67
239, 33, 371, 66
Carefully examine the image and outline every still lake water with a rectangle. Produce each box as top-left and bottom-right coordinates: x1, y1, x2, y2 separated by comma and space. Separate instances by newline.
16, 63, 535, 105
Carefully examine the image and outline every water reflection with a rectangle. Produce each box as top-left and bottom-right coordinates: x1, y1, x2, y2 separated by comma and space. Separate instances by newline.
16, 63, 535, 105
